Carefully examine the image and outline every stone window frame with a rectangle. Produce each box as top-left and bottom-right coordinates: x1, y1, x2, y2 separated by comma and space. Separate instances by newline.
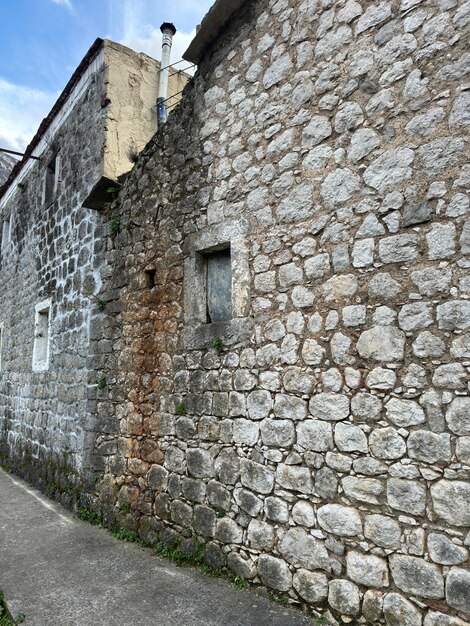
182, 219, 253, 349
32, 299, 52, 372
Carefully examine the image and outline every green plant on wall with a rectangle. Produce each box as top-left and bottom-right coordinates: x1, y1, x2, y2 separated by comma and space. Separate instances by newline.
176, 402, 186, 416
103, 186, 120, 235
106, 186, 119, 200
108, 217, 120, 237
82, 287, 106, 312
212, 338, 224, 353
96, 376, 107, 390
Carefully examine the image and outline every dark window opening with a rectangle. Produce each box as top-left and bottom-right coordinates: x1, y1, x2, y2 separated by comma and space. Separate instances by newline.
205, 247, 232, 324
44, 154, 58, 206
145, 269, 156, 289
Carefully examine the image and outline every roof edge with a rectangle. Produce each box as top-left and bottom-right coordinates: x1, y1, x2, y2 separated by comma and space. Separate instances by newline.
183, 0, 250, 65
0, 37, 104, 201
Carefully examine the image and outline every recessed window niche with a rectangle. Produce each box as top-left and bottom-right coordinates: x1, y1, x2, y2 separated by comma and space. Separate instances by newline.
182, 219, 252, 349
43, 153, 61, 207
205, 247, 232, 324
32, 300, 52, 372
145, 268, 157, 289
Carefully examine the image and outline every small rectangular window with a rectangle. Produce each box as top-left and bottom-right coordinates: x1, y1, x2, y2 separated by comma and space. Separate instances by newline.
0, 322, 4, 371
32, 300, 52, 372
43, 153, 60, 206
205, 247, 232, 323
1, 215, 11, 250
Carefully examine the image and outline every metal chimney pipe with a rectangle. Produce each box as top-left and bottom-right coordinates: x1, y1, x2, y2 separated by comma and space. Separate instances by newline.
157, 22, 177, 128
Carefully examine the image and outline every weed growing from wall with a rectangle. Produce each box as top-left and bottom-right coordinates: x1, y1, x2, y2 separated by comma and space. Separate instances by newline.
212, 338, 225, 353
176, 402, 186, 416
96, 377, 107, 390
108, 218, 120, 237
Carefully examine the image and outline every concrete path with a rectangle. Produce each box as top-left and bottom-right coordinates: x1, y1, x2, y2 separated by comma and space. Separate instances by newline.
0, 469, 312, 626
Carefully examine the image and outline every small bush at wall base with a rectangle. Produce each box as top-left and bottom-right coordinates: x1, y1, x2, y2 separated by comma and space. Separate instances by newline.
113, 528, 138, 542
76, 507, 103, 526
231, 576, 248, 591
201, 564, 225, 578
267, 589, 298, 610
154, 540, 205, 568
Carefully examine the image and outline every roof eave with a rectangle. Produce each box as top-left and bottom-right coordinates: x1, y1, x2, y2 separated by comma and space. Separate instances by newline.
183, 0, 250, 65
0, 37, 104, 201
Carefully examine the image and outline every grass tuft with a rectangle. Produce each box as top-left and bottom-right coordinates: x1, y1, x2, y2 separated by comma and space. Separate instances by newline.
113, 528, 138, 542
76, 507, 103, 526
0, 589, 25, 626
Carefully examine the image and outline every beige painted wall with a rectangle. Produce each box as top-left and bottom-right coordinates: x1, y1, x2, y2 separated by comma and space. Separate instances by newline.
103, 40, 189, 182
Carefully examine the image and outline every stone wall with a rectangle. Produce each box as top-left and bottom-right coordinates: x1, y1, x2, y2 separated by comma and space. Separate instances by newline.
92, 0, 470, 622
0, 66, 107, 499
0, 40, 188, 501
2, 0, 469, 623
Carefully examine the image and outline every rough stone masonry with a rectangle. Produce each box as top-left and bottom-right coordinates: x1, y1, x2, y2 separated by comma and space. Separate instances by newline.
88, 0, 470, 622
0, 40, 187, 495
2, 0, 470, 624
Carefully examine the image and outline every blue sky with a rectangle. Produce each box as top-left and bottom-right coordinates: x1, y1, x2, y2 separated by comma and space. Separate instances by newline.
0, 0, 214, 152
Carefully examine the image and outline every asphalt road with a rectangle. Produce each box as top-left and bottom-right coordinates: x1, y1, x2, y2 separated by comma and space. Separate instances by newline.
0, 469, 313, 626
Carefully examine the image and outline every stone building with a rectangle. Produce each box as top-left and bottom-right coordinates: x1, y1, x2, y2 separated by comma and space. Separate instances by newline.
1, 0, 470, 624
0, 153, 16, 186
0, 38, 187, 490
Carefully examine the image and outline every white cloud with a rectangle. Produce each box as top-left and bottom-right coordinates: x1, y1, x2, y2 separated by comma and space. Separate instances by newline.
0, 79, 57, 152
50, 0, 74, 9
117, 0, 199, 73
0, 0, 205, 154
120, 28, 197, 73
